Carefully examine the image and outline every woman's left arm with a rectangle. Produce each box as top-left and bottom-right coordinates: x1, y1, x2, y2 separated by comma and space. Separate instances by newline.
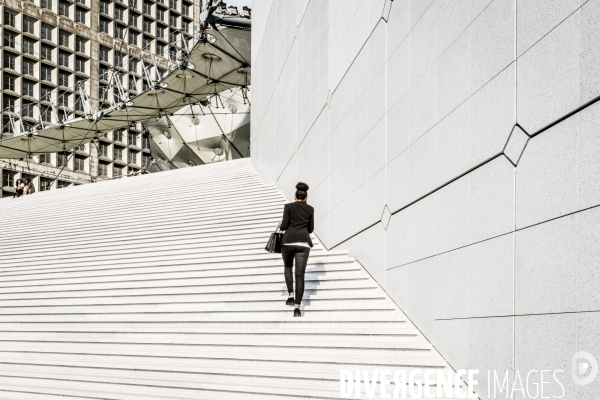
308, 210, 314, 234
280, 204, 290, 230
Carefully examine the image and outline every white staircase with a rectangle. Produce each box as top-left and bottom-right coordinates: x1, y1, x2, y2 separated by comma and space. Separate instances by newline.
0, 159, 457, 399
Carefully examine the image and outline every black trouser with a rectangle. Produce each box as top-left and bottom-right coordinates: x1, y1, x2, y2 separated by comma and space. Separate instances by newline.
281, 245, 310, 305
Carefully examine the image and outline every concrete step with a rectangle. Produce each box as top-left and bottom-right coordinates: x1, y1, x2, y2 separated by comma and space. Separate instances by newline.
0, 320, 410, 335
0, 158, 456, 399
0, 259, 358, 286
0, 279, 380, 299
0, 363, 460, 399
0, 228, 294, 260
0, 341, 435, 362
0, 375, 460, 400
2, 199, 285, 239
0, 353, 447, 380
0, 179, 280, 223
0, 289, 386, 306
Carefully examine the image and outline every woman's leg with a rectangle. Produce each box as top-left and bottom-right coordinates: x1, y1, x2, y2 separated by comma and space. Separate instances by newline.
281, 246, 295, 295
293, 247, 310, 305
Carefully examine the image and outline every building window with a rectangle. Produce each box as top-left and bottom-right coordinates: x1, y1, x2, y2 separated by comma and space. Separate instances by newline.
41, 0, 53, 9
57, 90, 69, 106
41, 106, 52, 122
143, 0, 152, 14
98, 163, 108, 176
169, 13, 177, 27
100, 0, 110, 14
3, 74, 16, 92
74, 95, 84, 112
99, 66, 109, 83
128, 59, 138, 73
156, 24, 165, 39
40, 178, 53, 191
130, 12, 139, 26
59, 30, 70, 47
75, 57, 85, 73
22, 101, 34, 117
41, 66, 53, 82
115, 52, 124, 67
59, 51, 69, 67
76, 0, 85, 5
142, 36, 151, 49
113, 130, 124, 142
128, 150, 137, 164
4, 33, 16, 48
76, 7, 87, 23
98, 142, 108, 156
41, 45, 53, 60
128, 31, 138, 46
41, 24, 54, 40
142, 153, 150, 167
156, 7, 165, 21
22, 59, 34, 76
23, 80, 35, 97
41, 85, 53, 102
128, 76, 137, 91
2, 171, 17, 188
169, 0, 177, 9
23, 17, 36, 34
142, 18, 151, 32
4, 10, 17, 27
182, 2, 190, 15
74, 156, 85, 171
156, 42, 165, 55
169, 31, 178, 43
3, 95, 17, 111
4, 53, 16, 70
99, 46, 110, 62
142, 135, 150, 149
23, 39, 35, 55
113, 146, 123, 160
113, 165, 123, 177
57, 152, 69, 167
59, 0, 70, 17
182, 19, 190, 33
75, 36, 86, 53
39, 154, 51, 164
114, 6, 124, 21
99, 17, 110, 33
58, 71, 69, 87
128, 131, 138, 145
115, 24, 125, 39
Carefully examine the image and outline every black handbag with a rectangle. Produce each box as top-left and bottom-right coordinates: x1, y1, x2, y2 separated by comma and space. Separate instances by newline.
265, 228, 283, 253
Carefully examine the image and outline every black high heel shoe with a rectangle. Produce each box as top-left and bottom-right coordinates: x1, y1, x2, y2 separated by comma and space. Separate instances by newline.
293, 308, 301, 317
286, 297, 295, 306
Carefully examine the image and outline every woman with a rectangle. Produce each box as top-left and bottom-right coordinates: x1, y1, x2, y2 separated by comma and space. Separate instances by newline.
13, 179, 24, 198
278, 182, 314, 317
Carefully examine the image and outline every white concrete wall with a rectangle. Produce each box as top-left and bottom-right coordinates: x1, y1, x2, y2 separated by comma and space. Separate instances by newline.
251, 1, 600, 398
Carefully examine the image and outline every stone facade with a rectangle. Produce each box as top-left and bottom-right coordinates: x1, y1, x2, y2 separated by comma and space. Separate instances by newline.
0, 0, 198, 196
251, 1, 600, 398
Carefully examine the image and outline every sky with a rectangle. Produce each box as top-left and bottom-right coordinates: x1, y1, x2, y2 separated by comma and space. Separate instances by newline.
221, 0, 253, 10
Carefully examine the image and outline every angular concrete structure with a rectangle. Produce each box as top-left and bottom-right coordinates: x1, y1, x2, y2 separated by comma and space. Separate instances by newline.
250, 1, 600, 398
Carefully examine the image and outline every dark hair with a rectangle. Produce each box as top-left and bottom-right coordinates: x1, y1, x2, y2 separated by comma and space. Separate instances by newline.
295, 182, 309, 201
25, 178, 30, 183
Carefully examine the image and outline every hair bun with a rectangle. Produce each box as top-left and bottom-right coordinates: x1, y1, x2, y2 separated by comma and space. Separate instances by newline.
296, 182, 309, 191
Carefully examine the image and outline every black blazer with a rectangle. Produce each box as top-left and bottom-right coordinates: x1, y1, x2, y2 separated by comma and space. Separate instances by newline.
280, 201, 314, 247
